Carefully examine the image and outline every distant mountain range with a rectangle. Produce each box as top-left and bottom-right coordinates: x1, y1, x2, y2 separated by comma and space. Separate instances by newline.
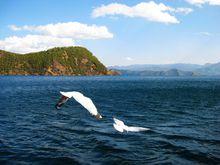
109, 63, 220, 76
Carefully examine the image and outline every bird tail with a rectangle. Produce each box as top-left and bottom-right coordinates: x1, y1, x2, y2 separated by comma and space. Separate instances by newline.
95, 113, 102, 119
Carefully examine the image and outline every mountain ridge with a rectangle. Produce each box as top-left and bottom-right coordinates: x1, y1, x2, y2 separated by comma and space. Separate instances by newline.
109, 62, 220, 76
0, 46, 118, 76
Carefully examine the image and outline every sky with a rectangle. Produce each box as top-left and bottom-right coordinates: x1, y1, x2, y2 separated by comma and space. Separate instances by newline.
0, 0, 220, 66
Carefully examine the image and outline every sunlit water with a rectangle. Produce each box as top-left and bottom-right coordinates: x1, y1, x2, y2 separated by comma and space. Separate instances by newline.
0, 76, 220, 164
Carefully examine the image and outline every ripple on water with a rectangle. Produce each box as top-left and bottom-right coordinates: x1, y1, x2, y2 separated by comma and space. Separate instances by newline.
0, 76, 220, 164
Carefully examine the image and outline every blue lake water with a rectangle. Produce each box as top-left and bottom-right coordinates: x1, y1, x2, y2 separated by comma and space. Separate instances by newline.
0, 76, 220, 164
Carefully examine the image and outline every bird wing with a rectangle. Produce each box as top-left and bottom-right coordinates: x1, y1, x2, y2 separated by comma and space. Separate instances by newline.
60, 91, 73, 98
113, 118, 125, 126
113, 117, 149, 132
60, 91, 102, 119
125, 126, 150, 132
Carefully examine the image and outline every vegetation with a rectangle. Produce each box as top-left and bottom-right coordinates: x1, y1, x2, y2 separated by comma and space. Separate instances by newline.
0, 46, 111, 76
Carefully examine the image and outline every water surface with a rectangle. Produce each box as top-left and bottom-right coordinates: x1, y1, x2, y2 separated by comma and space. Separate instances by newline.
0, 76, 220, 164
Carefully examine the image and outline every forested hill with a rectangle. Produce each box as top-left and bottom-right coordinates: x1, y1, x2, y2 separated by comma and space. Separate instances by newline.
0, 46, 118, 76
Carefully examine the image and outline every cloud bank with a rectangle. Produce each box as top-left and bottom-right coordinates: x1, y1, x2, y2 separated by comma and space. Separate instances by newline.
0, 22, 113, 53
92, 1, 193, 24
9, 22, 113, 39
0, 35, 75, 54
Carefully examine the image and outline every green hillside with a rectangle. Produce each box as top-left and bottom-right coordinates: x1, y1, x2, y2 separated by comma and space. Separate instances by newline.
0, 46, 116, 76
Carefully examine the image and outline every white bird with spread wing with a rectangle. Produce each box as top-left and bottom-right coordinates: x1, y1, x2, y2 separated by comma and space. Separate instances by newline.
113, 118, 150, 132
55, 91, 102, 119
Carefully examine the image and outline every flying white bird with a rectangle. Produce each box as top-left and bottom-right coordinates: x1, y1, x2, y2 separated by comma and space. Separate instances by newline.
55, 91, 102, 119
113, 118, 150, 133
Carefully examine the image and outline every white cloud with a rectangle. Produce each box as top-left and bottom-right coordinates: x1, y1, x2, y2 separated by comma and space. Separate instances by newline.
9, 25, 21, 31
92, 1, 193, 24
185, 0, 220, 6
2, 22, 114, 53
125, 57, 134, 61
0, 35, 74, 54
196, 32, 213, 36
9, 22, 113, 39
173, 8, 193, 14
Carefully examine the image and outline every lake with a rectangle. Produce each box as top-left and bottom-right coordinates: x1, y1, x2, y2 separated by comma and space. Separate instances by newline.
0, 76, 219, 164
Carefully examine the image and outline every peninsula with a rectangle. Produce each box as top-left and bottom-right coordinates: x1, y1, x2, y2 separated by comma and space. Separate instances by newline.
0, 46, 118, 76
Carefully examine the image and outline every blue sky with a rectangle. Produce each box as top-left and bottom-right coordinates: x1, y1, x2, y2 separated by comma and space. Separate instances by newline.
0, 0, 220, 66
